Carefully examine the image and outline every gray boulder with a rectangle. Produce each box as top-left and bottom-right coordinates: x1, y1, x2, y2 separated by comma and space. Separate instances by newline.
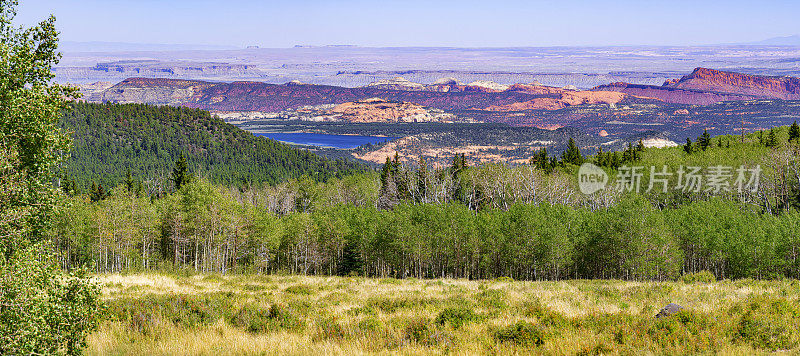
655, 303, 683, 318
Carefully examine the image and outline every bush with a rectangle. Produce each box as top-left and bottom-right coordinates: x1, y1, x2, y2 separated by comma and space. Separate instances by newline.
680, 270, 717, 283
315, 317, 348, 340
404, 319, 434, 344
494, 322, 545, 346
435, 307, 480, 329
734, 297, 800, 350
230, 303, 306, 333
284, 284, 314, 295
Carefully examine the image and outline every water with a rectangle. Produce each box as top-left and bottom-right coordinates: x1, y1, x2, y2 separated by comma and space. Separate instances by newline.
255, 132, 397, 149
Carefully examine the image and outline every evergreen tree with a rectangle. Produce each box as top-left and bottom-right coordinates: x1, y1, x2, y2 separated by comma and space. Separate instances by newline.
89, 182, 108, 202
124, 168, 134, 193
560, 138, 584, 166
594, 146, 606, 167
171, 152, 191, 191
380, 157, 392, 189
530, 148, 554, 173
684, 138, 694, 154
789, 121, 800, 143
699, 130, 711, 151
766, 129, 778, 148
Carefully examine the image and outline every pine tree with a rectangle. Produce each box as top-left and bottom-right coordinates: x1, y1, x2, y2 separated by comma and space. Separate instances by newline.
789, 121, 800, 143
171, 152, 190, 191
766, 129, 778, 148
561, 138, 584, 166
699, 130, 711, 151
530, 148, 550, 170
595, 146, 606, 167
125, 168, 134, 193
380, 157, 392, 189
684, 138, 693, 154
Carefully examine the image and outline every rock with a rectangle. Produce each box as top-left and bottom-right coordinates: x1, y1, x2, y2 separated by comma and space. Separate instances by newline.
432, 77, 463, 86
467, 80, 509, 92
365, 77, 424, 91
655, 303, 683, 318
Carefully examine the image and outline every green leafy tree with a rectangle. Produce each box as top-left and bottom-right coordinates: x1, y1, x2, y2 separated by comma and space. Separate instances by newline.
0, 2, 101, 354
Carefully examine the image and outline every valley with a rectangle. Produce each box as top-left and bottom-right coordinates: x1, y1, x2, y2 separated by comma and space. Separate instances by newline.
79, 67, 800, 166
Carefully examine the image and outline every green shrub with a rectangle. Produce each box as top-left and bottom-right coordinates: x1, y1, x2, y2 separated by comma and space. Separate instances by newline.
734, 297, 800, 350
435, 307, 480, 329
493, 276, 515, 283
229, 304, 273, 333
519, 300, 570, 328
229, 303, 306, 333
404, 319, 434, 344
680, 271, 716, 283
477, 289, 508, 311
357, 317, 382, 334
284, 284, 314, 295
368, 297, 436, 313
315, 317, 348, 340
494, 322, 545, 346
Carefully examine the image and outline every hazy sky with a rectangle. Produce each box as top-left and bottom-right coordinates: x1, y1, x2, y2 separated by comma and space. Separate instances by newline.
14, 0, 800, 47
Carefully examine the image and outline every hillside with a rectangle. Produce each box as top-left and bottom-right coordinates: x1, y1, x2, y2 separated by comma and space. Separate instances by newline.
59, 102, 365, 190
665, 67, 800, 99
595, 68, 800, 104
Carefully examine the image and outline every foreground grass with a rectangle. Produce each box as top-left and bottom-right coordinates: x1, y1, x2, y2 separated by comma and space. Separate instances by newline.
88, 273, 800, 355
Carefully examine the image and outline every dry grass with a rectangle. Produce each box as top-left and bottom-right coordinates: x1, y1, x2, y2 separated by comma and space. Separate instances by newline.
88, 274, 800, 355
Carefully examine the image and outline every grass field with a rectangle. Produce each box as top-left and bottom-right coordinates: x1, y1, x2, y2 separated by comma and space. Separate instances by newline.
88, 273, 800, 355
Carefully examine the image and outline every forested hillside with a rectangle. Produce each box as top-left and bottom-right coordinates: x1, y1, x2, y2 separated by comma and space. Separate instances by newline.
59, 102, 365, 190
50, 125, 800, 280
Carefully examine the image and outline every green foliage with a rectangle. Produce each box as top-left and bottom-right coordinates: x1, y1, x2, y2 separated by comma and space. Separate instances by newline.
561, 138, 584, 166
494, 321, 545, 346
171, 152, 191, 191
789, 121, 800, 143
766, 128, 779, 148
435, 307, 480, 329
404, 318, 435, 345
0, 247, 103, 355
684, 137, 693, 154
58, 101, 366, 190
680, 270, 716, 283
0, 2, 102, 354
734, 296, 800, 350
698, 129, 712, 151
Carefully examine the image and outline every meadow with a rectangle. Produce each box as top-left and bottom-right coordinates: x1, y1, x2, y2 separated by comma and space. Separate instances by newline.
88, 273, 800, 355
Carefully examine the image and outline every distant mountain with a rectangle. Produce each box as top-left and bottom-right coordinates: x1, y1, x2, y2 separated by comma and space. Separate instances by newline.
94, 77, 628, 113
59, 41, 239, 52
665, 67, 800, 99
594, 68, 800, 103
744, 35, 800, 46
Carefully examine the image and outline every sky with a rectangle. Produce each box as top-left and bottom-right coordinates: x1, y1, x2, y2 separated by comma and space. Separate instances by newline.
14, 0, 800, 48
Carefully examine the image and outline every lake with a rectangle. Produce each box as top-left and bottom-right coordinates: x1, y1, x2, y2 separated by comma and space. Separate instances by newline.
255, 132, 397, 149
